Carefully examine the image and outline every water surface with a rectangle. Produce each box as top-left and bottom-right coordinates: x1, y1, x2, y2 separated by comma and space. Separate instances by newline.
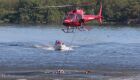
0, 25, 140, 80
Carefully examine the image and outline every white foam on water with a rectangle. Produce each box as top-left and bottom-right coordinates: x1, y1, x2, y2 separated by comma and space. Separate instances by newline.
34, 45, 54, 51
69, 45, 80, 48
34, 44, 73, 51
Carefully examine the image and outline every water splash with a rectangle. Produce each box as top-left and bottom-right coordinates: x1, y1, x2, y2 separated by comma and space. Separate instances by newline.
34, 44, 73, 51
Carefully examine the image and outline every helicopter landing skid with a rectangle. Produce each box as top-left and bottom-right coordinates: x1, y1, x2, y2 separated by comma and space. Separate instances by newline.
62, 28, 75, 33
78, 26, 88, 31
62, 26, 89, 33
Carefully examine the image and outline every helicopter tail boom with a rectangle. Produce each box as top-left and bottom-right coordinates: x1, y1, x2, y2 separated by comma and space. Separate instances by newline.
97, 1, 103, 24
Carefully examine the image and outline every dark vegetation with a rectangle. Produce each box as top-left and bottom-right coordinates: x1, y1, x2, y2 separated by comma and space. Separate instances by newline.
0, 0, 140, 25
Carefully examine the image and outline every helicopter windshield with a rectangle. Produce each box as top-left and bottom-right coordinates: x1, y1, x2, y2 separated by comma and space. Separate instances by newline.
68, 14, 82, 20
64, 14, 82, 22
68, 14, 75, 19
63, 14, 74, 20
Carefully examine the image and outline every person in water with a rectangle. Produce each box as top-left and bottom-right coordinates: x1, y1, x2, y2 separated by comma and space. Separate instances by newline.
54, 40, 72, 51
55, 40, 64, 46
54, 40, 65, 50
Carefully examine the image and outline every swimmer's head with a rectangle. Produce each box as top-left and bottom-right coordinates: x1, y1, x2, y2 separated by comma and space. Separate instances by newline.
55, 40, 63, 45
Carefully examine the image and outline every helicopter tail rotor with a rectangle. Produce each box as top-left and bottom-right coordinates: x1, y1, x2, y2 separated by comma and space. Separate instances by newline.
97, 0, 103, 24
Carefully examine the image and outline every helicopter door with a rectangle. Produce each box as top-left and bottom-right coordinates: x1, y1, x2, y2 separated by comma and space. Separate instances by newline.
66, 14, 82, 22
76, 14, 82, 20
70, 14, 82, 22
69, 14, 76, 22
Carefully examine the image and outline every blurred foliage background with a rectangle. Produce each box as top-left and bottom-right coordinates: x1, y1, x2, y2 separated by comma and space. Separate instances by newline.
0, 0, 139, 25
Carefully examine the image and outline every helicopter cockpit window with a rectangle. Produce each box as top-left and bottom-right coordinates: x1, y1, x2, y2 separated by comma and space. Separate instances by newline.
76, 14, 82, 20
68, 14, 75, 19
68, 14, 82, 20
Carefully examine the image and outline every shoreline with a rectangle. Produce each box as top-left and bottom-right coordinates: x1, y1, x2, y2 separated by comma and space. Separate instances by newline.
0, 23, 140, 27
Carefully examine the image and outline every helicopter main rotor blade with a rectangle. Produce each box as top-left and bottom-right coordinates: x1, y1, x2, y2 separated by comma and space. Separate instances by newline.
34, 5, 73, 9
34, 2, 95, 9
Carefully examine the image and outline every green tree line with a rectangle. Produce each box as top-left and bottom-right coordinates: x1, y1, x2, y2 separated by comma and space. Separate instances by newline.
0, 0, 140, 25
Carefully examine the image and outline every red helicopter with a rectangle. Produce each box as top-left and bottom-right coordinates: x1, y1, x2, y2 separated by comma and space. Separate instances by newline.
62, 1, 103, 33
35, 0, 103, 33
